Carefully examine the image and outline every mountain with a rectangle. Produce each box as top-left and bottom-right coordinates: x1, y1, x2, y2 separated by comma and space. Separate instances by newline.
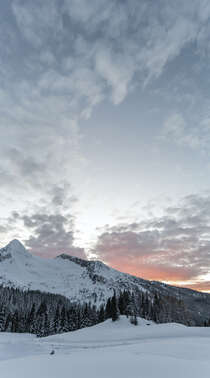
1, 239, 210, 325
0, 239, 145, 304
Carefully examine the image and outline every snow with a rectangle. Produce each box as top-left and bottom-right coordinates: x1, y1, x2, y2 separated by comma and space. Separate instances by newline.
1, 316, 210, 377
0, 240, 146, 305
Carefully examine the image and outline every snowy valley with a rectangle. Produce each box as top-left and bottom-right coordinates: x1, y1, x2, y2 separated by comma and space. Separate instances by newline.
1, 316, 210, 378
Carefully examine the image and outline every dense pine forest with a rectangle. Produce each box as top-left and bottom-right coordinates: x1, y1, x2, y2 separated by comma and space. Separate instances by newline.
0, 286, 200, 337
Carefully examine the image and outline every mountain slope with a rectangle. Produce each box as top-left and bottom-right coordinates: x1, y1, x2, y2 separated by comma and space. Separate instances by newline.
0, 240, 210, 325
0, 239, 146, 305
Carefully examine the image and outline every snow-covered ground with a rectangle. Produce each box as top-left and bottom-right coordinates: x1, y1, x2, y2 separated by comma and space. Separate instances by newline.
1, 316, 210, 377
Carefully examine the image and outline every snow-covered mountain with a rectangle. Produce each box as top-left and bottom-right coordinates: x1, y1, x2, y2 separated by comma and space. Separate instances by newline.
0, 239, 145, 305
1, 239, 210, 325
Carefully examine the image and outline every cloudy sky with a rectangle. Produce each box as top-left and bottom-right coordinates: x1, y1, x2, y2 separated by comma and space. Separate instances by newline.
1, 0, 210, 291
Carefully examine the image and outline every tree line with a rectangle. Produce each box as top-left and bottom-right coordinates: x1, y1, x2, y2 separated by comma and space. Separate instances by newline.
0, 285, 196, 337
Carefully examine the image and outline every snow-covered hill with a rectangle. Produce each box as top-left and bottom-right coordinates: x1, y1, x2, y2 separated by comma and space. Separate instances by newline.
0, 239, 146, 305
1, 239, 210, 325
1, 316, 210, 378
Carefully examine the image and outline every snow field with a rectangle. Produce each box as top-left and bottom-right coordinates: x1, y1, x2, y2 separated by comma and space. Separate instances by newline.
1, 316, 210, 377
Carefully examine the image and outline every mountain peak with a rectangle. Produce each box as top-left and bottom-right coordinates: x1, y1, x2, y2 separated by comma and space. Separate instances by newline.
6, 239, 29, 255
7, 239, 25, 250
0, 239, 31, 261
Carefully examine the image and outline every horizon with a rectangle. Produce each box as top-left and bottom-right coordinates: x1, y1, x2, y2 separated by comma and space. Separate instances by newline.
2, 1, 210, 293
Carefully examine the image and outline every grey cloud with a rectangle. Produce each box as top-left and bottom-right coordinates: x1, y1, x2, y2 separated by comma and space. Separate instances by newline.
12, 0, 63, 49
51, 185, 70, 208
1, 183, 85, 258
93, 193, 210, 283
0, 225, 8, 234
8, 148, 45, 177
1, 0, 210, 198
23, 213, 74, 256
23, 211, 86, 258
161, 113, 210, 150
10, 0, 210, 106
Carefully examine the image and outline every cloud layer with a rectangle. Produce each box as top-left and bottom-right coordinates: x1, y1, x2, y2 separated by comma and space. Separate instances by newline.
93, 194, 210, 290
1, 1, 210, 288
2, 0, 210, 199
1, 183, 85, 258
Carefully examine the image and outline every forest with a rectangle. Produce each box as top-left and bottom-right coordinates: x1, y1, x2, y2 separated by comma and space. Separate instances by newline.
0, 286, 194, 336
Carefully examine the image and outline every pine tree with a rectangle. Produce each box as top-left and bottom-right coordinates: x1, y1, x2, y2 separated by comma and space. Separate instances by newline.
53, 305, 60, 334
105, 298, 112, 319
98, 305, 105, 323
27, 303, 36, 332
11, 311, 19, 332
110, 293, 119, 321
43, 313, 49, 336
130, 314, 138, 326
60, 305, 69, 332
0, 306, 6, 331
5, 313, 12, 332
118, 291, 125, 315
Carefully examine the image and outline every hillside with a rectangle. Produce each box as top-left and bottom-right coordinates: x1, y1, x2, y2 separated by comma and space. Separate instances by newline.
0, 239, 210, 325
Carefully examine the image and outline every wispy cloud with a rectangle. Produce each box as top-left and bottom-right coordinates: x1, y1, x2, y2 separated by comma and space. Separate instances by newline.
161, 112, 210, 150
2, 1, 210, 264
93, 193, 210, 289
2, 0, 210, 195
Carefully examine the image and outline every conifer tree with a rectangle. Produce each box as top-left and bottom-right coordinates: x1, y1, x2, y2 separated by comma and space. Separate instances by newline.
105, 298, 112, 319
110, 293, 119, 321
27, 303, 36, 332
11, 310, 19, 332
0, 306, 6, 331
98, 305, 105, 323
53, 305, 60, 334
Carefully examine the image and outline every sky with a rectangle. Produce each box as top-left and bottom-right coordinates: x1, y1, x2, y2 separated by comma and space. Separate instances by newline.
1, 0, 210, 291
